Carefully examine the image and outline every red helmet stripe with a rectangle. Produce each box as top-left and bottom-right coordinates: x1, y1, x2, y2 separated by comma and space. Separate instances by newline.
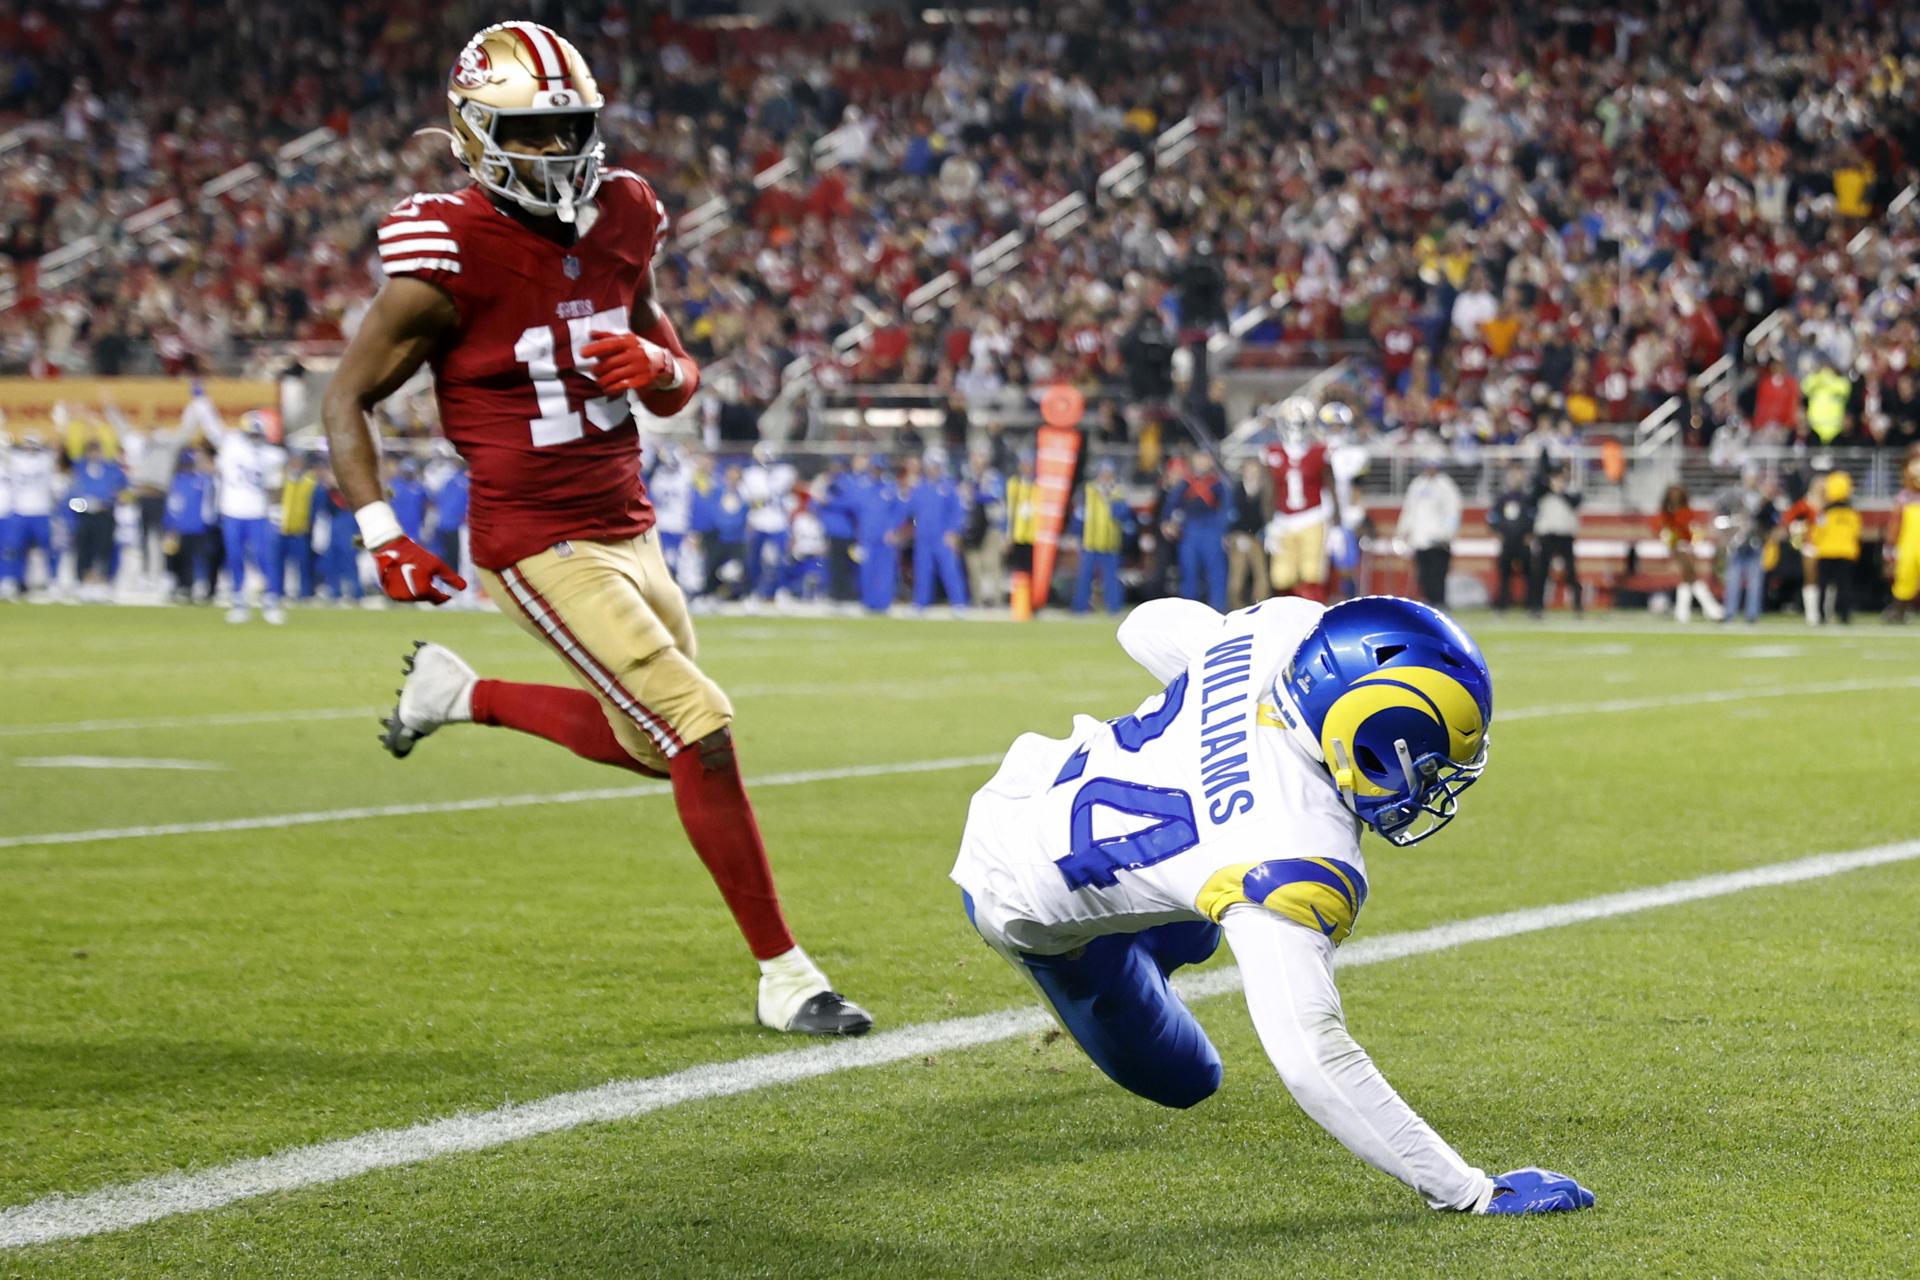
504, 21, 563, 82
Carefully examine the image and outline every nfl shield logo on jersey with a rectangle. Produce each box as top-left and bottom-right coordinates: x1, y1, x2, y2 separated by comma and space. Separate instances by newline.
562, 255, 581, 280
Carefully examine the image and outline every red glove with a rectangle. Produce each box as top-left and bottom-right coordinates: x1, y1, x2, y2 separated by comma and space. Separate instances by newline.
371, 537, 467, 604
580, 330, 683, 395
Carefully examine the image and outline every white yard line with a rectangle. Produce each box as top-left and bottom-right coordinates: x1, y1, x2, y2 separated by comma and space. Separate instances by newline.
3, 836, 1915, 1250
0, 755, 1004, 852
0, 708, 378, 738
1496, 674, 1920, 721
4, 676, 1918, 852
0, 673, 1083, 739
13, 757, 228, 772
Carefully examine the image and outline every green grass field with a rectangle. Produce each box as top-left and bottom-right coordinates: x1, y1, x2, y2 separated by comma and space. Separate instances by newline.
3, 603, 1918, 1278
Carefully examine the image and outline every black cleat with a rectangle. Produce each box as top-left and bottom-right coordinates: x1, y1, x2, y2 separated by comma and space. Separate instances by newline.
779, 991, 874, 1037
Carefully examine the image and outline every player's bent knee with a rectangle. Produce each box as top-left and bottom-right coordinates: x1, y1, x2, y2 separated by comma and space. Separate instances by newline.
1136, 1046, 1223, 1110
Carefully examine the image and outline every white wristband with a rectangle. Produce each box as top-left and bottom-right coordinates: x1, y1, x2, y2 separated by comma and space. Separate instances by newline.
659, 355, 687, 391
354, 500, 404, 549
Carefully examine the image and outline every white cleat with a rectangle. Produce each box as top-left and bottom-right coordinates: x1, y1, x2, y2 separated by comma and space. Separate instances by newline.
225, 605, 251, 624
263, 605, 287, 626
380, 640, 477, 759
755, 948, 873, 1037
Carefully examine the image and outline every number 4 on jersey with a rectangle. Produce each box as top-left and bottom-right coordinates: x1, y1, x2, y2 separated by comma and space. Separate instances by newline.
513, 304, 629, 447
1054, 674, 1201, 891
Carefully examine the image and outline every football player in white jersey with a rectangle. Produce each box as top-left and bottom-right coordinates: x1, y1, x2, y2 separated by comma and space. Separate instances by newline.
3, 431, 60, 598
187, 394, 286, 624
953, 594, 1595, 1216
739, 443, 797, 601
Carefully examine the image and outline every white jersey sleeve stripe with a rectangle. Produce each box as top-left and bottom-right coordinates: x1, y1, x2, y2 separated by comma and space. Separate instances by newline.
378, 220, 452, 239
381, 257, 462, 275
379, 237, 460, 257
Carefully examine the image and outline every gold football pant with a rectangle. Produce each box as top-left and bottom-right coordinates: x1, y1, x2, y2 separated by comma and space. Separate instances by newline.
481, 531, 732, 774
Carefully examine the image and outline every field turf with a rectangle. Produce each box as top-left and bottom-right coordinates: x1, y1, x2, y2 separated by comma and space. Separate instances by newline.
3, 603, 1918, 1277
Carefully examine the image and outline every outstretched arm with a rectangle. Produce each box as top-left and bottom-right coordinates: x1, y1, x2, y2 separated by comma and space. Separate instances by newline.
321, 277, 465, 603
1220, 905, 1494, 1211
1115, 598, 1223, 683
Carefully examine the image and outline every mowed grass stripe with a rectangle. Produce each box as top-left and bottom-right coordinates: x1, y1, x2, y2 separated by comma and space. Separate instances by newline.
5, 836, 1915, 1251
4, 676, 1917, 851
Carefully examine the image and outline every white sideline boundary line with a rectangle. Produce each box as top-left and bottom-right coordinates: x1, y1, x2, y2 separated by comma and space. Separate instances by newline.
4, 677, 1919, 852
4, 837, 1916, 1250
0, 756, 1004, 851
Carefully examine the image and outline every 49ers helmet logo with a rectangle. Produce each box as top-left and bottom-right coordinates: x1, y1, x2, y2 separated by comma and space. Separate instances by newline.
452, 42, 492, 89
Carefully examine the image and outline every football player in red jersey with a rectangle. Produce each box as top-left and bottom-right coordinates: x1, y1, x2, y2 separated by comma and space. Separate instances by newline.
320, 21, 870, 1037
1261, 396, 1336, 603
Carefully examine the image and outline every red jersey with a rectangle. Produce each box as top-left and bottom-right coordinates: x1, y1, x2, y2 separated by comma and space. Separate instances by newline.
1262, 440, 1331, 520
377, 170, 667, 569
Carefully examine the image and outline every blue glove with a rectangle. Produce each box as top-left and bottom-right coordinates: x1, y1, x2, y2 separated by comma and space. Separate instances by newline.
1483, 1167, 1596, 1214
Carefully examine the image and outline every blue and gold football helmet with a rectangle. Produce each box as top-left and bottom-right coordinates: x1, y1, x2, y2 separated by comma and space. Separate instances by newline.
1273, 597, 1492, 845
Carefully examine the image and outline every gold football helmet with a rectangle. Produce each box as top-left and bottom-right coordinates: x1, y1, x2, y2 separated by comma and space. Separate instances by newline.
446, 21, 605, 222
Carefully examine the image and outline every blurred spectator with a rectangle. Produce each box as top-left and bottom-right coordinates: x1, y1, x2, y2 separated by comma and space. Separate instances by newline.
818, 455, 864, 605
1486, 463, 1535, 613
1226, 457, 1268, 611
162, 447, 215, 602
1802, 364, 1855, 445
1810, 471, 1862, 625
276, 451, 319, 602
855, 458, 907, 614
426, 447, 470, 599
961, 448, 1005, 607
1004, 450, 1040, 596
907, 452, 968, 610
190, 397, 281, 624
692, 462, 750, 602
1654, 484, 1722, 624
1070, 459, 1131, 615
1163, 448, 1232, 610
1529, 459, 1584, 618
2, 434, 59, 597
741, 446, 797, 602
68, 438, 124, 601
317, 467, 364, 605
1397, 457, 1462, 608
1716, 467, 1777, 625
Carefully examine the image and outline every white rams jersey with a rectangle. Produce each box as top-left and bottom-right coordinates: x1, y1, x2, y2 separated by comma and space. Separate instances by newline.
0, 453, 13, 518
9, 447, 56, 516
954, 597, 1365, 956
215, 438, 280, 521
741, 462, 797, 533
650, 463, 692, 535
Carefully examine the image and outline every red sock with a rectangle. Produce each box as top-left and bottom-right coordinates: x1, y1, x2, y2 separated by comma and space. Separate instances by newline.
669, 737, 796, 961
470, 680, 666, 777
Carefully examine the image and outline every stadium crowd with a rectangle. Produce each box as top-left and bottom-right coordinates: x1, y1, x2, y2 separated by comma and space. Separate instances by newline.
5, 1, 1919, 454
3, 1, 1919, 621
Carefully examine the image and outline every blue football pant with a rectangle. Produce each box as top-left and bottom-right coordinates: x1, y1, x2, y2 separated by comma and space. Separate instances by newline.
1073, 550, 1122, 613
2, 513, 57, 583
322, 533, 363, 600
966, 893, 1224, 1109
221, 516, 278, 602
859, 537, 897, 611
912, 540, 968, 607
746, 529, 788, 598
1178, 531, 1229, 610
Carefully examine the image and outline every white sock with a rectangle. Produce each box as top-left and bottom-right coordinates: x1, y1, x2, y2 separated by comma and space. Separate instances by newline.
1802, 584, 1820, 625
758, 945, 826, 984
1694, 582, 1724, 621
1675, 587, 1692, 623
